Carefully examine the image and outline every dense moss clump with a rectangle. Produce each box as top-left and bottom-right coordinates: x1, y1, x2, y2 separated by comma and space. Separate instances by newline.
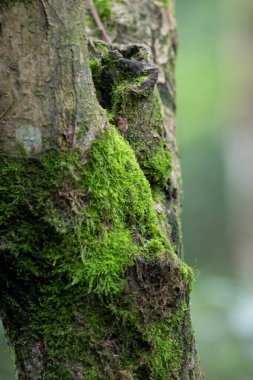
89, 42, 172, 188
0, 125, 193, 378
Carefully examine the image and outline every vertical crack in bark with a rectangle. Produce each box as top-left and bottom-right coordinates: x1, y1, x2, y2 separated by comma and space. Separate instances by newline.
70, 46, 78, 146
40, 0, 51, 35
0, 96, 14, 120
39, 0, 66, 27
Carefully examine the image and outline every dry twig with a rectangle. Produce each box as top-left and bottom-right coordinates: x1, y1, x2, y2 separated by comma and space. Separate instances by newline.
87, 0, 112, 43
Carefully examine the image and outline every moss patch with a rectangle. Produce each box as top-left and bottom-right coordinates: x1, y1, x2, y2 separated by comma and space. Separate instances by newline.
146, 302, 188, 379
89, 43, 172, 188
0, 124, 193, 378
0, 37, 197, 379
1, 127, 171, 297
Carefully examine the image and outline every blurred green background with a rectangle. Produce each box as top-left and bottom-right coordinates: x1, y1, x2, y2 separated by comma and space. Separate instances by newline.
1, 0, 253, 379
176, 0, 253, 379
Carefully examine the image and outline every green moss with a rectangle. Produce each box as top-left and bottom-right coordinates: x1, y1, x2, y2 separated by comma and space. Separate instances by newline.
89, 58, 101, 79
3, 126, 171, 294
0, 125, 194, 378
180, 260, 195, 290
151, 187, 164, 203
72, 127, 171, 294
83, 365, 103, 380
110, 82, 172, 187
146, 302, 188, 379
1, 44, 195, 379
153, 89, 164, 126
141, 144, 172, 187
111, 75, 151, 114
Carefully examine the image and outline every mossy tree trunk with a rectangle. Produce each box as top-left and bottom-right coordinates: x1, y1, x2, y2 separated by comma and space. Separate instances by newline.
0, 0, 201, 379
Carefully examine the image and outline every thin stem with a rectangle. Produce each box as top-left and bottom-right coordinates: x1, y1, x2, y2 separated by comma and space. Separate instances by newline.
87, 0, 112, 43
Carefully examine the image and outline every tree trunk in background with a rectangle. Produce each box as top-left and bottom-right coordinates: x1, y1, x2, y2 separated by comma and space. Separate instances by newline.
0, 0, 201, 379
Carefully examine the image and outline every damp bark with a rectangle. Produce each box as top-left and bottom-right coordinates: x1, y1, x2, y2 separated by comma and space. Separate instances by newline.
0, 0, 202, 379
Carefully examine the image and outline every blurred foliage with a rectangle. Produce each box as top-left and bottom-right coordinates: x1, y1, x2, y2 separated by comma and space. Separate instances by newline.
191, 274, 253, 380
176, 0, 228, 270
176, 0, 253, 379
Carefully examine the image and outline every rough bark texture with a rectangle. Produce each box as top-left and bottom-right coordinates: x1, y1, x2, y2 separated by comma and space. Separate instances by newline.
0, 0, 201, 379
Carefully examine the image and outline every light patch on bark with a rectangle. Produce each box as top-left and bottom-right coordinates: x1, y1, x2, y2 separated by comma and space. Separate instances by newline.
16, 126, 42, 154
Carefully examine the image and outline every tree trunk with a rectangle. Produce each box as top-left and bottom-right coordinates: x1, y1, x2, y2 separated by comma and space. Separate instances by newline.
0, 0, 201, 379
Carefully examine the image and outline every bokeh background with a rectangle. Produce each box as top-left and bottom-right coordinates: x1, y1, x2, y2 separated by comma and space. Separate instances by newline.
1, 0, 253, 379
176, 0, 253, 379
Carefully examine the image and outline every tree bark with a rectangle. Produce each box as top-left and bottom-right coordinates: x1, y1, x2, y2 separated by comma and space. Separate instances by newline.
0, 0, 201, 379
